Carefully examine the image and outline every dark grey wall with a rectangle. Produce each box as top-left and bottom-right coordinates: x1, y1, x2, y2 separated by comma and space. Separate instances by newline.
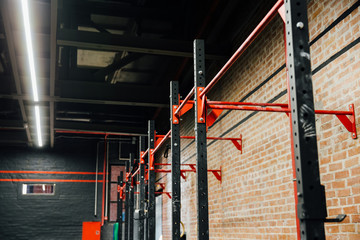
0, 140, 103, 240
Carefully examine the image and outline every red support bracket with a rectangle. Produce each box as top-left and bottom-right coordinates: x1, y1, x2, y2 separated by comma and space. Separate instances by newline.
180, 172, 187, 180
230, 134, 242, 153
149, 149, 155, 170
335, 104, 357, 139
208, 167, 222, 183
197, 87, 206, 123
140, 151, 145, 164
207, 108, 224, 127
172, 105, 180, 124
156, 183, 166, 190
155, 192, 172, 199
178, 100, 194, 116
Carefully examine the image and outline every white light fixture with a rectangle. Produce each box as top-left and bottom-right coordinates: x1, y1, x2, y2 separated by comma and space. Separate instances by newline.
35, 105, 43, 147
21, 0, 43, 147
21, 0, 39, 102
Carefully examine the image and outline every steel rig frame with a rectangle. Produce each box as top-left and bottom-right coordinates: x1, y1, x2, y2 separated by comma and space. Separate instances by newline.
118, 0, 356, 239
172, 0, 356, 239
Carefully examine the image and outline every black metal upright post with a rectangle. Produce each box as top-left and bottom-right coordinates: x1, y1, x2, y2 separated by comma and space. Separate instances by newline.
125, 160, 130, 240
147, 120, 156, 240
139, 136, 146, 240
285, 1, 327, 239
193, 39, 209, 240
170, 81, 181, 239
118, 172, 124, 240
128, 154, 134, 240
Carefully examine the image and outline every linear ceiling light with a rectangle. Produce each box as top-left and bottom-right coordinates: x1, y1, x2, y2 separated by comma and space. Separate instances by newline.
35, 105, 43, 147
21, 0, 43, 147
21, 0, 39, 102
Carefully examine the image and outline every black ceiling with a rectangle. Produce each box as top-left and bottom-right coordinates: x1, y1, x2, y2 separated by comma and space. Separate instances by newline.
0, 0, 276, 147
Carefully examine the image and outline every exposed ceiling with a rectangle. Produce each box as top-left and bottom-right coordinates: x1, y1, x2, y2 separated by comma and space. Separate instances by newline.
0, 0, 276, 147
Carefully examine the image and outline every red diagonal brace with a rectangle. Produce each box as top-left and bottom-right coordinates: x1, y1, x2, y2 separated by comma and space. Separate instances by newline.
208, 167, 222, 183
180, 172, 187, 180
207, 108, 224, 127
335, 104, 357, 139
230, 134, 242, 153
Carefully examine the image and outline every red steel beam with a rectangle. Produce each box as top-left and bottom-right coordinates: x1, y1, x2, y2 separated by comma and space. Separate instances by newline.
199, 0, 284, 98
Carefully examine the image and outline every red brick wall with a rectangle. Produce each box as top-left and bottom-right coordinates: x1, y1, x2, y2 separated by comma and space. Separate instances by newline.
156, 0, 360, 239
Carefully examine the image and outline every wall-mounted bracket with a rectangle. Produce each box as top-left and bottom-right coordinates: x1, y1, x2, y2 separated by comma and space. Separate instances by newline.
178, 100, 194, 116
324, 214, 347, 223
207, 108, 224, 127
335, 104, 357, 139
230, 134, 242, 153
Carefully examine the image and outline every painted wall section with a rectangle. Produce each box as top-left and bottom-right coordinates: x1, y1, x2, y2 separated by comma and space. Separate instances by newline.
0, 141, 103, 240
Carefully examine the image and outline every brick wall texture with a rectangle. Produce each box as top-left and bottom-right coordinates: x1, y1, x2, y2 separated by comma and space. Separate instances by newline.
155, 0, 360, 239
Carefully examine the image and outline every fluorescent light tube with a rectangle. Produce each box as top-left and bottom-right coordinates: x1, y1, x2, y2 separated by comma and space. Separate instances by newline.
21, 0, 39, 102
35, 105, 43, 147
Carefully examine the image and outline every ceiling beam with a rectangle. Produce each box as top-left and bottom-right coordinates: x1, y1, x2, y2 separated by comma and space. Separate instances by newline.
49, 0, 58, 148
0, 94, 169, 108
55, 121, 146, 135
59, 80, 169, 104
0, 120, 25, 129
57, 29, 226, 60
1, 1, 32, 146
66, 1, 174, 21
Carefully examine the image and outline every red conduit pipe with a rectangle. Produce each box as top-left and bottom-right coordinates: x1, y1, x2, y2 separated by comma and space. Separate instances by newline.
101, 134, 108, 226
199, 0, 284, 98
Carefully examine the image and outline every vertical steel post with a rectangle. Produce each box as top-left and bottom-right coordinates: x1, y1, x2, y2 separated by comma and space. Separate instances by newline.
125, 160, 130, 240
139, 136, 146, 240
129, 155, 134, 240
148, 120, 156, 240
170, 81, 181, 239
285, 0, 327, 239
118, 172, 124, 240
193, 39, 209, 240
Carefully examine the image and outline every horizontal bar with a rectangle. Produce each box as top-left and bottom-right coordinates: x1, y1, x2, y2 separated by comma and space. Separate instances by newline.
155, 163, 196, 166
315, 109, 352, 115
208, 104, 290, 113
156, 135, 242, 141
0, 170, 102, 175
207, 101, 288, 107
155, 168, 220, 173
207, 103, 353, 115
174, 87, 195, 117
199, 0, 284, 97
152, 130, 171, 155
